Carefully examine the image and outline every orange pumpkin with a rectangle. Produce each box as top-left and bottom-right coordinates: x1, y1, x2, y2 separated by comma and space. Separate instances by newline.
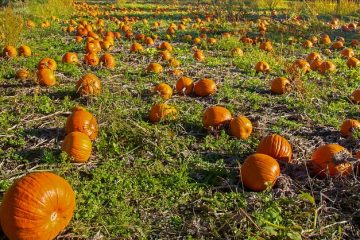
229, 116, 252, 139
347, 57, 359, 68
85, 40, 101, 53
176, 77, 194, 95
260, 41, 273, 52
340, 48, 355, 59
310, 59, 323, 71
157, 41, 173, 52
207, 37, 217, 44
100, 53, 116, 69
145, 37, 154, 45
76, 73, 101, 97
290, 59, 310, 73
231, 47, 244, 57
311, 144, 352, 177
318, 60, 336, 74
149, 103, 177, 123
84, 52, 99, 66
37, 68, 56, 86
271, 77, 291, 94
2, 45, 17, 58
154, 83, 173, 100
193, 50, 205, 62
255, 61, 270, 73
240, 153, 280, 191
168, 58, 180, 67
306, 52, 321, 62
147, 63, 163, 74
18, 45, 32, 57
202, 105, 232, 128
194, 78, 216, 97
159, 50, 172, 61
350, 89, 360, 103
62, 131, 92, 163
321, 34, 331, 45
257, 134, 292, 162
302, 40, 313, 48
340, 119, 360, 137
0, 172, 75, 240
130, 42, 144, 52
38, 58, 57, 71
331, 41, 344, 50
62, 52, 79, 64
16, 69, 30, 80
65, 106, 98, 140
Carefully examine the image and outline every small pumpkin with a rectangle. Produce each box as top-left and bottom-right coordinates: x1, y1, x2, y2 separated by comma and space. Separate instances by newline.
202, 105, 232, 128
176, 77, 194, 95
65, 106, 98, 140
193, 50, 205, 62
16, 69, 30, 80
257, 134, 292, 162
0, 172, 75, 240
76, 73, 101, 97
231, 47, 244, 57
331, 41, 344, 50
207, 37, 217, 44
340, 48, 355, 59
310, 59, 323, 71
145, 37, 154, 45
100, 53, 116, 69
38, 58, 57, 71
240, 153, 280, 191
159, 50, 172, 61
321, 34, 331, 45
84, 52, 100, 66
168, 58, 180, 67
255, 61, 270, 73
18, 45, 32, 57
302, 40, 313, 48
350, 89, 360, 103
147, 63, 163, 74
271, 77, 291, 94
62, 52, 79, 64
130, 42, 144, 52
259, 41, 273, 52
194, 78, 216, 97
290, 59, 310, 73
347, 57, 359, 68
318, 60, 336, 74
340, 119, 360, 137
229, 116, 252, 139
154, 83, 173, 100
311, 144, 352, 177
37, 68, 56, 86
2, 45, 17, 58
149, 103, 177, 123
157, 41, 173, 52
62, 131, 92, 163
306, 52, 321, 62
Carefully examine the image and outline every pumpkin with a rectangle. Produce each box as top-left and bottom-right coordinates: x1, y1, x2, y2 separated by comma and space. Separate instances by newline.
130, 42, 144, 52
75, 36, 83, 42
100, 53, 116, 69
347, 57, 359, 68
18, 45, 32, 57
62, 52, 79, 64
321, 34, 331, 45
168, 58, 180, 67
26, 20, 36, 28
101, 40, 112, 51
3, 45, 17, 58
207, 38, 217, 44
176, 77, 193, 95
229, 116, 252, 139
331, 41, 344, 50
311, 144, 352, 177
240, 153, 280, 191
37, 68, 56, 86
231, 47, 244, 57
147, 63, 163, 74
84, 52, 99, 66
340, 119, 360, 137
257, 134, 292, 162
16, 69, 30, 80
193, 50, 205, 62
260, 41, 273, 52
85, 40, 101, 53
169, 69, 183, 76
241, 37, 253, 44
159, 50, 172, 61
255, 61, 270, 73
76, 73, 101, 97
38, 58, 57, 71
202, 105, 232, 128
145, 37, 154, 45
154, 83, 173, 100
351, 39, 359, 47
65, 106, 98, 140
318, 60, 336, 74
62, 131, 92, 163
149, 103, 177, 123
157, 41, 173, 52
310, 59, 323, 71
306, 52, 321, 62
193, 37, 202, 44
340, 48, 354, 59
271, 77, 290, 94
290, 59, 310, 73
310, 36, 318, 44
302, 40, 313, 48
0, 172, 75, 240
350, 89, 360, 103
194, 78, 216, 97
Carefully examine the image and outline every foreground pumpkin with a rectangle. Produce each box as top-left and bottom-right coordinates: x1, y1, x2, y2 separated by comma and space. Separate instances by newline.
18, 45, 32, 57
229, 116, 252, 139
257, 134, 292, 162
350, 89, 360, 103
149, 103, 177, 123
194, 78, 216, 97
311, 144, 352, 177
2, 45, 17, 58
340, 119, 360, 137
147, 63, 163, 74
38, 58, 57, 71
66, 106, 98, 140
76, 73, 101, 97
202, 106, 232, 128
176, 77, 193, 95
240, 153, 280, 191
62, 131, 92, 163
0, 172, 75, 240
271, 77, 290, 94
37, 68, 56, 86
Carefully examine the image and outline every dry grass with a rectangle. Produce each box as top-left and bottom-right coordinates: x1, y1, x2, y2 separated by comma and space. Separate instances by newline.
27, 0, 74, 19
303, 0, 359, 17
0, 7, 23, 46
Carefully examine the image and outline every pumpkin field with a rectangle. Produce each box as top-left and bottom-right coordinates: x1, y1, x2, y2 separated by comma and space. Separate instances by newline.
0, 0, 360, 239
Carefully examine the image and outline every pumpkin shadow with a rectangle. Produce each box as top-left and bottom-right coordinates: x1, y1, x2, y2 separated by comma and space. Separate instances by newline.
47, 89, 77, 100
23, 127, 65, 141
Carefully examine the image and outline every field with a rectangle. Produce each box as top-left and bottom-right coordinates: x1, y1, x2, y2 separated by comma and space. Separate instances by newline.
0, 0, 360, 239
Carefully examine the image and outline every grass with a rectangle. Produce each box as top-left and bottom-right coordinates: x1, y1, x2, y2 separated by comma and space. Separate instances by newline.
0, 0, 360, 239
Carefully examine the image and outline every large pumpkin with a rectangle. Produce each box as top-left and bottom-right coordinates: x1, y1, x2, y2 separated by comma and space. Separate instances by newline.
194, 78, 216, 97
240, 153, 280, 191
257, 134, 292, 162
0, 172, 75, 240
311, 144, 352, 177
202, 105, 232, 128
62, 131, 92, 163
65, 106, 98, 140
229, 116, 252, 139
76, 73, 101, 97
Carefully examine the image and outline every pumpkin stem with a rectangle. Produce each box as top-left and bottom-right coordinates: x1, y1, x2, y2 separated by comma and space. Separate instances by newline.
50, 212, 58, 221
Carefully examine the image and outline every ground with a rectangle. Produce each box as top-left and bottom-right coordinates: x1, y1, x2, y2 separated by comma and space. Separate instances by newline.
0, 1, 360, 239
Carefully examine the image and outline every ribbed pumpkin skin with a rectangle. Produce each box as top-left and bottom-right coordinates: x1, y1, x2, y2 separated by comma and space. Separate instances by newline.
311, 144, 352, 177
229, 116, 252, 139
38, 58, 57, 71
76, 74, 101, 97
62, 132, 92, 163
100, 53, 116, 69
340, 119, 360, 137
257, 134, 292, 162
240, 153, 280, 191
0, 172, 75, 240
202, 106, 232, 128
18, 45, 32, 57
149, 103, 177, 123
66, 107, 98, 140
194, 78, 216, 97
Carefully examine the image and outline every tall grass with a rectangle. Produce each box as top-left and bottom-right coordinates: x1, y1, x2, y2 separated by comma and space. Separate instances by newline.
0, 7, 23, 46
306, 0, 360, 16
27, 0, 74, 19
